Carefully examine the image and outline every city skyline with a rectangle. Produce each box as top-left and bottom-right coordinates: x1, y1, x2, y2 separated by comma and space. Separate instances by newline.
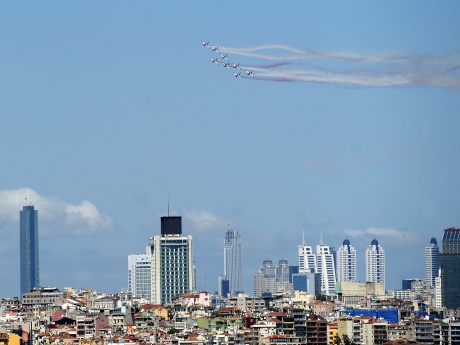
1, 2, 459, 298
2, 195, 456, 298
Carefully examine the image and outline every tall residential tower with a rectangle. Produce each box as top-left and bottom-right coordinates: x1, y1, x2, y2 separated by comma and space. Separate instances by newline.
337, 239, 357, 282
365, 239, 385, 291
20, 205, 40, 296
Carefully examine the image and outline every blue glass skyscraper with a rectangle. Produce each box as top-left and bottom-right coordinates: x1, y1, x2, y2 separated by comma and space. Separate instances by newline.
20, 205, 39, 296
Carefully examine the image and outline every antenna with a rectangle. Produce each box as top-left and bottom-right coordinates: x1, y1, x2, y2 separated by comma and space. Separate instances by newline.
320, 231, 324, 245
167, 197, 170, 216
302, 231, 306, 246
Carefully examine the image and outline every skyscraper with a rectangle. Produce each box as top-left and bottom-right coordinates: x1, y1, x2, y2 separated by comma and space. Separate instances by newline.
424, 237, 439, 289
128, 246, 151, 300
366, 239, 385, 291
316, 240, 337, 295
149, 215, 194, 304
298, 234, 317, 273
337, 239, 357, 282
439, 227, 460, 309
20, 205, 40, 296
224, 229, 242, 294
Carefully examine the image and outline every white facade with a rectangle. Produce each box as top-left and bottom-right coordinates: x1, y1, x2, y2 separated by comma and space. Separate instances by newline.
425, 237, 439, 289
149, 234, 194, 304
435, 268, 442, 309
224, 229, 242, 293
337, 239, 357, 282
128, 246, 151, 300
365, 239, 385, 291
298, 234, 317, 273
316, 242, 337, 295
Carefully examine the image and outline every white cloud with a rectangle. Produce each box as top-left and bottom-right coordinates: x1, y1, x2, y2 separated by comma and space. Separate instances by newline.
0, 188, 113, 235
345, 227, 417, 243
183, 209, 232, 233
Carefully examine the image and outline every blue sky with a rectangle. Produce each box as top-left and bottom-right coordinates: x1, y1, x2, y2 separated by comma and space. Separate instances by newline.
1, 1, 459, 298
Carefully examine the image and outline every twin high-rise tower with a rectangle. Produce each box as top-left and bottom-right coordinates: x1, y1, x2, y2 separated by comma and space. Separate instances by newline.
20, 205, 40, 296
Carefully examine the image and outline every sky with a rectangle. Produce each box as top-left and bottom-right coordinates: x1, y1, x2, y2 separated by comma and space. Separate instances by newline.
1, 1, 459, 298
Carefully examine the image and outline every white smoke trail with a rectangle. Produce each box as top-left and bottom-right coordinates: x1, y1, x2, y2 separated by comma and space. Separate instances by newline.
209, 44, 460, 91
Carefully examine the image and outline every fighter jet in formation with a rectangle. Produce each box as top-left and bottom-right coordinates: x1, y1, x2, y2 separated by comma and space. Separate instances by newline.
203, 41, 252, 79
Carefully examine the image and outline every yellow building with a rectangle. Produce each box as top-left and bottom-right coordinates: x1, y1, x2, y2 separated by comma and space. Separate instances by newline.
328, 322, 338, 345
0, 332, 21, 345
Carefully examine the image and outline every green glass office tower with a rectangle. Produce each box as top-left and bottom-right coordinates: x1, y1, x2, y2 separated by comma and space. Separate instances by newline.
439, 228, 460, 309
20, 205, 40, 296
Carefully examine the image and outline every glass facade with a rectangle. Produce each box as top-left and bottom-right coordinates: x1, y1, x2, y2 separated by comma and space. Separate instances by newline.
224, 229, 242, 294
20, 205, 39, 296
440, 228, 460, 309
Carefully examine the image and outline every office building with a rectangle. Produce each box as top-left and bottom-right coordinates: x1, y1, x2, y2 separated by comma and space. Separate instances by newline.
128, 246, 151, 300
337, 239, 357, 282
217, 275, 229, 297
366, 239, 385, 291
425, 237, 439, 289
149, 215, 194, 304
292, 272, 321, 295
316, 240, 337, 295
439, 227, 460, 309
298, 234, 317, 273
224, 229, 242, 294
20, 205, 39, 296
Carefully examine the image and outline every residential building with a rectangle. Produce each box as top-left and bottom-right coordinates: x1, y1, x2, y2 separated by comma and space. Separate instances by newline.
22, 286, 63, 310
440, 319, 460, 345
20, 205, 39, 296
306, 313, 327, 345
128, 247, 151, 300
224, 229, 242, 294
439, 227, 460, 309
337, 239, 357, 283
425, 238, 439, 290
362, 320, 388, 345
366, 239, 385, 291
149, 215, 194, 304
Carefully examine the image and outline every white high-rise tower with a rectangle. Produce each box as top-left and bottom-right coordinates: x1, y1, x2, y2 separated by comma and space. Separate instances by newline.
425, 237, 439, 289
366, 239, 385, 290
224, 229, 242, 293
298, 233, 317, 273
337, 239, 357, 282
316, 235, 336, 295
128, 246, 151, 300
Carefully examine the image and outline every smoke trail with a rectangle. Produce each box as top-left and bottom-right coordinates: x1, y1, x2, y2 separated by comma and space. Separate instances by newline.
205, 43, 460, 91
219, 44, 412, 63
